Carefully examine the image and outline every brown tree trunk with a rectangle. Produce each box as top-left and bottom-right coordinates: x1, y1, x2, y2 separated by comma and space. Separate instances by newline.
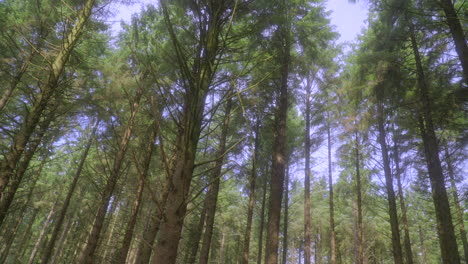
27, 199, 58, 264
376, 100, 403, 264
354, 133, 363, 264
78, 87, 143, 263
304, 78, 312, 264
257, 172, 268, 264
151, 2, 227, 263
438, 0, 468, 82
241, 121, 260, 264
418, 225, 428, 264
264, 2, 290, 262
198, 97, 232, 264
0, 0, 96, 199
41, 121, 99, 264
444, 144, 468, 263
326, 119, 337, 264
408, 16, 461, 264
185, 205, 207, 264
393, 136, 414, 264
281, 164, 289, 264
50, 217, 73, 264
116, 120, 158, 264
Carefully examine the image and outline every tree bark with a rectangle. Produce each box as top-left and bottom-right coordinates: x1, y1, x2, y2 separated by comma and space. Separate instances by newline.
393, 136, 414, 264
0, 0, 96, 199
354, 133, 363, 264
304, 78, 312, 264
418, 225, 428, 264
116, 120, 158, 264
78, 85, 143, 263
257, 172, 268, 264
264, 1, 290, 262
27, 199, 58, 264
281, 163, 289, 264
326, 119, 337, 264
376, 100, 403, 264
41, 121, 99, 264
241, 120, 260, 264
152, 2, 227, 263
198, 97, 232, 264
444, 144, 468, 264
408, 16, 461, 264
438, 0, 468, 83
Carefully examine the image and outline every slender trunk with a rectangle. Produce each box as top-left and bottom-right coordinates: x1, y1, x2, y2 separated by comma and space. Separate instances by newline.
353, 200, 359, 264
376, 101, 403, 264
264, 3, 290, 262
198, 97, 232, 264
185, 205, 207, 264
134, 187, 169, 264
304, 78, 312, 264
444, 144, 468, 263
393, 134, 414, 264
0, 111, 55, 226
152, 2, 225, 262
27, 200, 58, 264
78, 87, 143, 263
438, 0, 468, 82
41, 121, 98, 264
327, 120, 337, 264
241, 121, 261, 264
50, 217, 73, 264
281, 164, 289, 264
9, 208, 39, 263
408, 16, 461, 264
219, 228, 226, 264
354, 133, 363, 264
257, 173, 267, 264
418, 225, 427, 264
116, 121, 158, 264
0, 0, 96, 198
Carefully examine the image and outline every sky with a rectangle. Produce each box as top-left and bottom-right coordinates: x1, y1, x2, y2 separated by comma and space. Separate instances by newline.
110, 0, 369, 44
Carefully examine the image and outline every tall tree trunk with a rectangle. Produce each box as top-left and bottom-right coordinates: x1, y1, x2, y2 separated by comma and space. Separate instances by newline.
198, 97, 232, 264
444, 144, 468, 263
264, 2, 290, 262
134, 186, 169, 264
418, 225, 428, 264
408, 16, 461, 264
41, 121, 99, 264
438, 0, 468, 82
185, 205, 207, 264
50, 217, 73, 264
257, 172, 268, 264
78, 87, 143, 263
116, 120, 158, 264
27, 199, 58, 264
241, 121, 260, 264
152, 2, 225, 262
304, 78, 312, 264
354, 133, 363, 264
0, 0, 96, 198
326, 119, 337, 264
281, 164, 289, 264
376, 100, 403, 264
393, 136, 414, 264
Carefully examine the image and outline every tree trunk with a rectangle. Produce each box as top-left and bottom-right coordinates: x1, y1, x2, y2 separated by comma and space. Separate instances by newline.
393, 134, 414, 264
0, 0, 96, 199
281, 164, 289, 264
438, 0, 468, 82
354, 133, 363, 264
264, 2, 290, 262
376, 100, 403, 264
304, 77, 312, 264
27, 200, 58, 264
78, 87, 143, 263
41, 121, 98, 264
198, 97, 232, 264
257, 172, 268, 264
116, 120, 158, 264
241, 120, 260, 264
326, 119, 337, 264
418, 225, 428, 264
444, 144, 468, 263
408, 16, 461, 264
50, 217, 73, 264
185, 205, 207, 264
151, 2, 225, 262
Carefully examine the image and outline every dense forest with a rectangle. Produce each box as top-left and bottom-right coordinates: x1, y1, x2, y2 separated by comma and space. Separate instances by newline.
0, 0, 466, 263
